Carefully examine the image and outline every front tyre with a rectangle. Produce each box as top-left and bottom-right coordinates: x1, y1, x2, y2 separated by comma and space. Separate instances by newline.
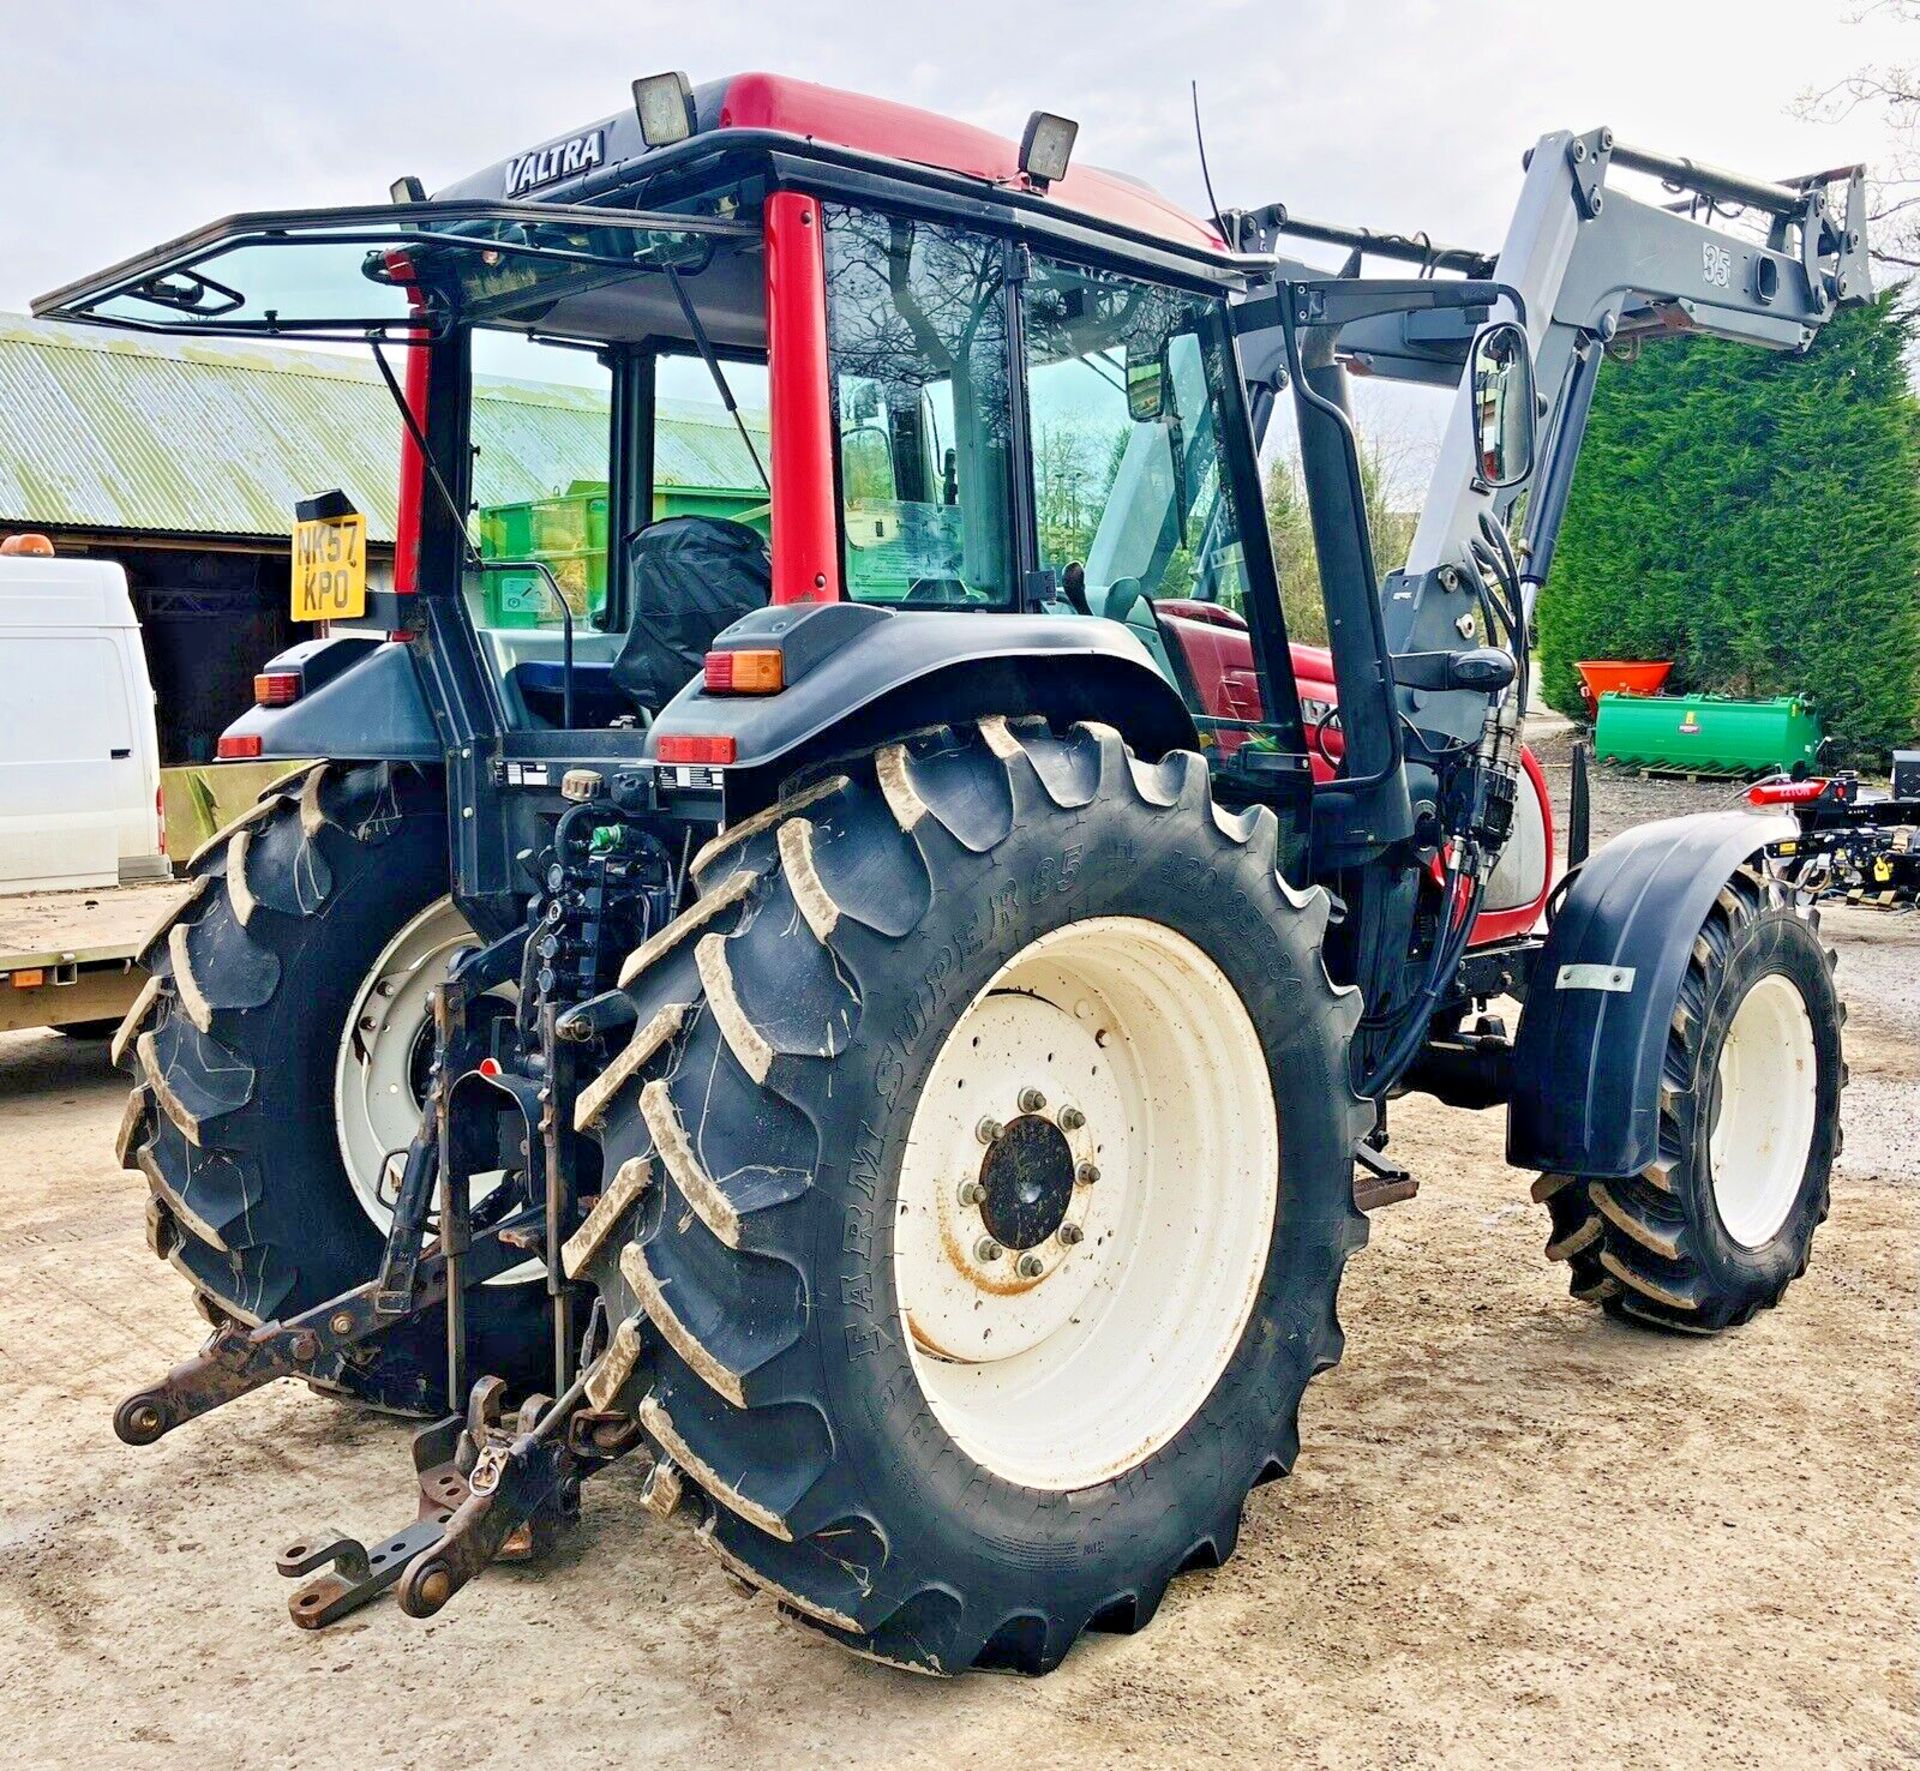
571, 719, 1369, 1673
1538, 869, 1844, 1331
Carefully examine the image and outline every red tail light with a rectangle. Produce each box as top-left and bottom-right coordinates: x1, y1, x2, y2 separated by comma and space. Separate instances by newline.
217, 734, 264, 760
703, 648, 785, 694
254, 670, 302, 706
156, 786, 168, 857
655, 733, 737, 766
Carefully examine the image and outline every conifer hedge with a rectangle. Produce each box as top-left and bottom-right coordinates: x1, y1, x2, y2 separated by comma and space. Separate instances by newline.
1540, 292, 1920, 759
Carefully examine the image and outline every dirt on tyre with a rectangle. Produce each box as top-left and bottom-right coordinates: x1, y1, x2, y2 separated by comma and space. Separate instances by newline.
114, 761, 548, 1413
1538, 867, 1843, 1332
567, 717, 1369, 1674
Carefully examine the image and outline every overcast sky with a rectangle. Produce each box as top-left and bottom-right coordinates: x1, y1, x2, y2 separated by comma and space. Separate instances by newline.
2, 0, 1909, 314
2, 0, 1909, 493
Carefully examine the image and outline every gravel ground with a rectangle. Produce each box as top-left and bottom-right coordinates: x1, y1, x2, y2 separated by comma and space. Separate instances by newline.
0, 745, 1912, 1769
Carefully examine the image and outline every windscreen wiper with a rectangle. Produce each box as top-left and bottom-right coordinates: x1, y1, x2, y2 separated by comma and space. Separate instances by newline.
664, 267, 769, 492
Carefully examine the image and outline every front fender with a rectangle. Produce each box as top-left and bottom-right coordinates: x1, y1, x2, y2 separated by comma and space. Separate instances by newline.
1506, 809, 1797, 1178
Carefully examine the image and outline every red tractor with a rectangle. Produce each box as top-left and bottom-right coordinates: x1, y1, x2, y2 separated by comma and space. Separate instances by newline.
38, 72, 1861, 1671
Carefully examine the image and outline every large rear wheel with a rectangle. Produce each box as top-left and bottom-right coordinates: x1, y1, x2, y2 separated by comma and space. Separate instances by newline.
568, 718, 1368, 1673
114, 762, 548, 1412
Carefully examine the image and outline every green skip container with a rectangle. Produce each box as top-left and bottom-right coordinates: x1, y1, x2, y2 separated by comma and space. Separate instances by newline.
1594, 691, 1823, 776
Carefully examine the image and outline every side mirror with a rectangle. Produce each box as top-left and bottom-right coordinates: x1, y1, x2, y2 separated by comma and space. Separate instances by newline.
1470, 321, 1535, 489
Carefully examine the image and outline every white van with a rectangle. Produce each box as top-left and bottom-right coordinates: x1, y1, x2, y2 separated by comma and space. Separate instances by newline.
0, 547, 168, 892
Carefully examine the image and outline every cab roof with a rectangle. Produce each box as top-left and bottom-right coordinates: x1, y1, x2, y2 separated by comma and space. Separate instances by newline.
434, 71, 1230, 262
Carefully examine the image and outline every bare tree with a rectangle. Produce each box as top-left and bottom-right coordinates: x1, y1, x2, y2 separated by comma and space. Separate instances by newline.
1796, 1, 1920, 270
1265, 426, 1420, 646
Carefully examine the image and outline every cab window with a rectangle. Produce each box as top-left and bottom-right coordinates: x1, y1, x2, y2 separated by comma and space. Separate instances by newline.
1021, 258, 1280, 751
821, 206, 1015, 607
1022, 260, 1252, 616
468, 331, 614, 637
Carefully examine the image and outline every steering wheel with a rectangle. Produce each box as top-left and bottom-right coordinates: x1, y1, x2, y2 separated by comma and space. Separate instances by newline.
904, 578, 987, 606
1100, 576, 1148, 626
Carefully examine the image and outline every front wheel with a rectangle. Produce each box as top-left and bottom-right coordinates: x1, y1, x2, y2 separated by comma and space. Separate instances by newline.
1539, 868, 1844, 1331
569, 718, 1369, 1673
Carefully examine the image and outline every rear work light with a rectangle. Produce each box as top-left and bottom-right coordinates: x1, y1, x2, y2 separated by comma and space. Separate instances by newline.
254, 670, 302, 706
703, 648, 784, 694
217, 734, 265, 760
655, 733, 737, 766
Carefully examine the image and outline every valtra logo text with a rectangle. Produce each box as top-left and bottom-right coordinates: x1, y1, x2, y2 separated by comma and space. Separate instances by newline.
504, 130, 606, 197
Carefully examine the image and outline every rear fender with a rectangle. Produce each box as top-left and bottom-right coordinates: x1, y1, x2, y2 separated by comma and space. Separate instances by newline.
1506, 810, 1796, 1177
654, 604, 1198, 802
219, 638, 440, 764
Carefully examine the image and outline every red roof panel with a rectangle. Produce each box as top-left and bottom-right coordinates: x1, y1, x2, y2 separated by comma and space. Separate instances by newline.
717, 72, 1226, 256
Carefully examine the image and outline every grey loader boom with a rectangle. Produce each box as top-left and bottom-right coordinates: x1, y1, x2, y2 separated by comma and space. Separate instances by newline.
1229, 130, 1868, 611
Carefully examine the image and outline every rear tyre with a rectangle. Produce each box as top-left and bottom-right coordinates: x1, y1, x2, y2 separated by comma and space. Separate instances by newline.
570, 719, 1369, 1673
113, 762, 549, 1413
1537, 869, 1843, 1332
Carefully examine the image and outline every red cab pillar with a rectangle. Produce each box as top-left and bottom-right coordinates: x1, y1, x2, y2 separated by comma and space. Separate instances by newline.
764, 191, 840, 604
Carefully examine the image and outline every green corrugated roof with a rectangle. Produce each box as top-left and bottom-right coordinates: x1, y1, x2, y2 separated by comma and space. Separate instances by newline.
0, 313, 767, 544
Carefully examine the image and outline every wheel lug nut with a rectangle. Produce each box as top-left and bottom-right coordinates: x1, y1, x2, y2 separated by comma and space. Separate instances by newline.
975, 1117, 1002, 1145
956, 1179, 986, 1207
1059, 1105, 1085, 1132
1057, 1222, 1084, 1247
1075, 1161, 1101, 1186
1017, 1087, 1047, 1114
1015, 1252, 1045, 1278
974, 1237, 1004, 1263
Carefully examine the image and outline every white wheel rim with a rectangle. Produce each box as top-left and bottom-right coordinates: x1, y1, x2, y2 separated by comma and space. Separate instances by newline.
1708, 972, 1818, 1249
335, 896, 533, 1282
894, 916, 1278, 1491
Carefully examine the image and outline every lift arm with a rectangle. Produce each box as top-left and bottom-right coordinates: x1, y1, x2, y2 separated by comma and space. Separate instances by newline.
1413, 131, 1866, 609
1232, 131, 1867, 602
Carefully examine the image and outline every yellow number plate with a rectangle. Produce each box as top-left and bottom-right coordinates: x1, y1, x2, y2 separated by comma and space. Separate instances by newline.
291, 513, 367, 621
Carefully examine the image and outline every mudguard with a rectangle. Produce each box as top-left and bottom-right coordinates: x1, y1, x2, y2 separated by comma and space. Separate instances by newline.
1506, 809, 1797, 1178
650, 603, 1198, 773
220, 639, 440, 763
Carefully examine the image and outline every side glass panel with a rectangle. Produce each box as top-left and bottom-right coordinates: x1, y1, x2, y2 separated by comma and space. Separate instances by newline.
466, 331, 613, 639
652, 352, 770, 538
461, 335, 775, 729
821, 206, 1015, 607
1022, 261, 1281, 758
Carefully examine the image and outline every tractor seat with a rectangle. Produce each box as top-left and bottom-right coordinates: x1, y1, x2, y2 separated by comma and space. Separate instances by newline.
610, 516, 772, 717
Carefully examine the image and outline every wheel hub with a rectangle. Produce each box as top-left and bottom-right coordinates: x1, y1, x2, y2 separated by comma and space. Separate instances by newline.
977, 1114, 1077, 1251
893, 916, 1280, 1491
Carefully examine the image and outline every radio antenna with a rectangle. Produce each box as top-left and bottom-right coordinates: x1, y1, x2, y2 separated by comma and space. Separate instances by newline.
1191, 81, 1224, 231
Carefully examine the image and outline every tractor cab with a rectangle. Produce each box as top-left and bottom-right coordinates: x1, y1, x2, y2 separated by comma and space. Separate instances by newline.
35, 73, 1322, 859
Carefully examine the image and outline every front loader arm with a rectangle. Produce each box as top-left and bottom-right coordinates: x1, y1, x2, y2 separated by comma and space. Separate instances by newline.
1399, 129, 1866, 597
1230, 132, 1866, 601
